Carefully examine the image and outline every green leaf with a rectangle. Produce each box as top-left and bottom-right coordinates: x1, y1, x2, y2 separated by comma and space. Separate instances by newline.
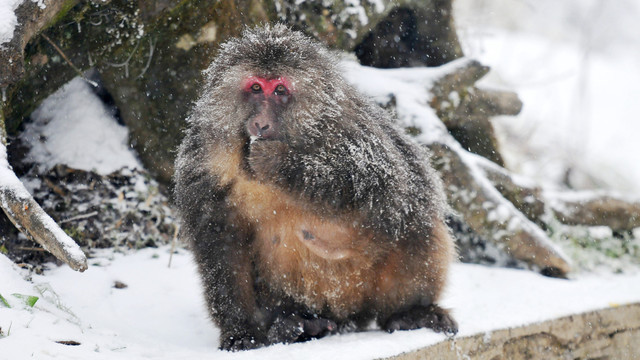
0, 293, 10, 308
11, 294, 39, 307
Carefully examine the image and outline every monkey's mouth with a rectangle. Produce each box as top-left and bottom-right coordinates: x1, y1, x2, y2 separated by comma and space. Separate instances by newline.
248, 134, 279, 144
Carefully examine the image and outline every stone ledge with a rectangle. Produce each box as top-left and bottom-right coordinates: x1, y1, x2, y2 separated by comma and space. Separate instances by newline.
383, 303, 640, 360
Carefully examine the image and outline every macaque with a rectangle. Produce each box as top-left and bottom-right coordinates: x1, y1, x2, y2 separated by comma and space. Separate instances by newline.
174, 24, 457, 351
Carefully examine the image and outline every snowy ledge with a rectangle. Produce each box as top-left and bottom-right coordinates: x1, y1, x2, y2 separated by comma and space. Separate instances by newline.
385, 303, 640, 359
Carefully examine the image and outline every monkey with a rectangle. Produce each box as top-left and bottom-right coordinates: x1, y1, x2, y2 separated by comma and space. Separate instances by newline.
173, 24, 458, 351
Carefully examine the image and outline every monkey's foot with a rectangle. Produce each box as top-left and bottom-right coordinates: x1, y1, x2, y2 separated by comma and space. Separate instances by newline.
219, 331, 266, 351
381, 304, 458, 336
267, 314, 338, 345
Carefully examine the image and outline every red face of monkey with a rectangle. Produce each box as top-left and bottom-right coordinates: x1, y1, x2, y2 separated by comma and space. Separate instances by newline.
243, 76, 293, 141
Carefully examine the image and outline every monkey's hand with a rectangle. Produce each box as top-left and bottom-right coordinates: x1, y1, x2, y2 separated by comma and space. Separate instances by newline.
266, 314, 338, 345
247, 140, 289, 181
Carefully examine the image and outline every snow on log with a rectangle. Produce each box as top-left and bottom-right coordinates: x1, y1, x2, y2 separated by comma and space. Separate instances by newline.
0, 138, 87, 272
429, 140, 571, 277
0, 0, 72, 88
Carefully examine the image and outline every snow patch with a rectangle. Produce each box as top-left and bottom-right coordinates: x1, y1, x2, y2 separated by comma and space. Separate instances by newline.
21, 77, 141, 175
0, 0, 22, 45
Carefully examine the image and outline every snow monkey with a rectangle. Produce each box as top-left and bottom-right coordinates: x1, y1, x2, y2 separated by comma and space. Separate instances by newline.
174, 25, 458, 351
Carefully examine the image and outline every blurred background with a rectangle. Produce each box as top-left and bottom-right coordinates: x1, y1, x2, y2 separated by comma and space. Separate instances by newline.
455, 0, 640, 195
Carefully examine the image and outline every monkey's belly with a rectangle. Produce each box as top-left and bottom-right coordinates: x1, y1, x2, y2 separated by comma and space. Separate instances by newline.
254, 217, 380, 318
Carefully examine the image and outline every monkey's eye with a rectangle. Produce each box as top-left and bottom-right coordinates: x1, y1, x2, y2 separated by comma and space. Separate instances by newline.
274, 84, 287, 95
251, 83, 262, 93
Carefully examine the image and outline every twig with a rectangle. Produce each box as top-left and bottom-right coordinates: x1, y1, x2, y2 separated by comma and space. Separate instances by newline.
105, 39, 141, 78
168, 224, 180, 268
15, 247, 46, 252
60, 211, 99, 224
41, 33, 97, 88
136, 37, 155, 80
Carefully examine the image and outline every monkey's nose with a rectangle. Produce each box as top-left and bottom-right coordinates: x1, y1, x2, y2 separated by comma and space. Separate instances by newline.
255, 123, 270, 137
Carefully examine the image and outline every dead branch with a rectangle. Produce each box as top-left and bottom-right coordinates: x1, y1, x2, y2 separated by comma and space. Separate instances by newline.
0, 0, 87, 272
545, 191, 640, 232
477, 158, 640, 232
0, 168, 88, 272
429, 59, 523, 167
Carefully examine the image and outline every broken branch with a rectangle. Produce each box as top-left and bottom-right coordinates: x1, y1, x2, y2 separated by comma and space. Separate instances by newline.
0, 113, 87, 272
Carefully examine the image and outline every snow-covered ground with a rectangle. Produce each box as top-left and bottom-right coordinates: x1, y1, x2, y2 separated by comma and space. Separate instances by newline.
2, 0, 640, 358
2, 247, 639, 360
